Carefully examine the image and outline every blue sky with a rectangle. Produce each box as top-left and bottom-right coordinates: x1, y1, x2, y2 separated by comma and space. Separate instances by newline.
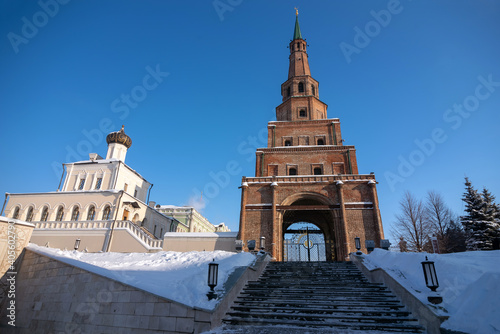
1, 1, 499, 239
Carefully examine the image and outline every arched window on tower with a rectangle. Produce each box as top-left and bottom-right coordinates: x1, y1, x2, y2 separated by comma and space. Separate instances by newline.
287, 86, 290, 97
55, 206, 64, 221
289, 168, 297, 176
87, 205, 96, 221
285, 140, 291, 146
298, 82, 304, 93
299, 109, 307, 117
314, 167, 323, 175
26, 206, 34, 222
41, 206, 49, 221
311, 85, 315, 96
317, 138, 325, 145
12, 206, 20, 219
102, 205, 111, 220
71, 206, 80, 221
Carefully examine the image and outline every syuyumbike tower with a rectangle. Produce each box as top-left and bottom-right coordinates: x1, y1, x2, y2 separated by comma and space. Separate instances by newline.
238, 13, 384, 261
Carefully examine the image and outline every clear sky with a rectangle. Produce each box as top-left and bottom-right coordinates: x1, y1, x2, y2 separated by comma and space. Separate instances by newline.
1, 1, 499, 240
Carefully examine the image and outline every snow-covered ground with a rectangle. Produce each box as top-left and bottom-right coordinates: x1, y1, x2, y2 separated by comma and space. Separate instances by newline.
362, 249, 500, 334
27, 244, 256, 310
26, 244, 500, 333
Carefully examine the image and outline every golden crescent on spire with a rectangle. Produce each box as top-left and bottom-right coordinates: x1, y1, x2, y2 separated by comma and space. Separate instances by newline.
294, 7, 298, 16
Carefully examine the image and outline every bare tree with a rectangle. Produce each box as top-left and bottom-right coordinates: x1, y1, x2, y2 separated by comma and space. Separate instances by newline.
391, 191, 432, 252
425, 191, 452, 252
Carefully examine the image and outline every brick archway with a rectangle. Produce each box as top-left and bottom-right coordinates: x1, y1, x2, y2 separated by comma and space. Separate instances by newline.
277, 192, 342, 261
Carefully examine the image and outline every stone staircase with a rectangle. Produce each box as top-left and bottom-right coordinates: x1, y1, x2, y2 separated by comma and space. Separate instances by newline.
219, 261, 425, 333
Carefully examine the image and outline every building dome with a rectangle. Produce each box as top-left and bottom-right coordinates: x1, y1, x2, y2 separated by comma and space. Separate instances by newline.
106, 125, 132, 149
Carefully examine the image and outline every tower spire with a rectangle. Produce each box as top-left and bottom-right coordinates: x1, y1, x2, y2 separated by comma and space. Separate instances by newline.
293, 8, 302, 40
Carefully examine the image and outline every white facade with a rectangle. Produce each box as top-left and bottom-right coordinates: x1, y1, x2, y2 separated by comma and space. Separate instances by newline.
156, 205, 230, 233
2, 127, 180, 252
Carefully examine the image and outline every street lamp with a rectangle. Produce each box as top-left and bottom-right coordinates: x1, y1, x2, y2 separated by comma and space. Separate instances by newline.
260, 236, 265, 251
421, 256, 442, 304
365, 240, 375, 253
74, 238, 81, 251
354, 237, 362, 255
248, 240, 256, 252
235, 240, 243, 252
207, 259, 219, 300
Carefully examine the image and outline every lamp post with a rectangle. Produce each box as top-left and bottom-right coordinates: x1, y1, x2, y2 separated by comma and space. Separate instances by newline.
248, 240, 256, 252
365, 240, 375, 253
260, 236, 265, 251
421, 256, 442, 304
207, 259, 219, 300
354, 237, 362, 255
74, 238, 81, 251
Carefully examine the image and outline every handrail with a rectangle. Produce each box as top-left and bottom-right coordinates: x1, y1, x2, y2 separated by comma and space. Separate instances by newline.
34, 219, 163, 249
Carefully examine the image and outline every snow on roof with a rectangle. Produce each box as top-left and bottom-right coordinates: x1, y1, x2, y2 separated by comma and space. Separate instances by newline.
27, 244, 255, 310
362, 249, 500, 333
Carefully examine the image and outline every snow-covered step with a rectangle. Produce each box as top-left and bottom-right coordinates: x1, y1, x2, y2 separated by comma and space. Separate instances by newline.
222, 261, 424, 333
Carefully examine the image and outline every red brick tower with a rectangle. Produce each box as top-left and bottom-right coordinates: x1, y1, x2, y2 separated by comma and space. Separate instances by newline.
238, 13, 384, 261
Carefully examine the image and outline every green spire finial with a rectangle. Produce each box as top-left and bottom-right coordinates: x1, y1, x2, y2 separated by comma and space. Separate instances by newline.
293, 8, 302, 40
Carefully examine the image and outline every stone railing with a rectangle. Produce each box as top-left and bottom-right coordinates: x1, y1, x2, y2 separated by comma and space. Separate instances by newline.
35, 220, 112, 229
114, 220, 163, 249
34, 220, 163, 250
245, 174, 376, 184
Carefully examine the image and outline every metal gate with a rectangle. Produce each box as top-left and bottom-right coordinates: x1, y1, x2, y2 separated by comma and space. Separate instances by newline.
284, 226, 333, 262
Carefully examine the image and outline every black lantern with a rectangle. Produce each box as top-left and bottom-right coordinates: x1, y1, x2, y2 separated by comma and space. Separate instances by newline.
365, 240, 375, 253
74, 238, 81, 251
260, 236, 265, 251
421, 256, 442, 304
207, 259, 219, 300
235, 240, 243, 252
354, 237, 362, 255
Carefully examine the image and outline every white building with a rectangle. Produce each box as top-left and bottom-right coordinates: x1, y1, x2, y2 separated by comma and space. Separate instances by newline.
156, 205, 230, 233
2, 126, 181, 252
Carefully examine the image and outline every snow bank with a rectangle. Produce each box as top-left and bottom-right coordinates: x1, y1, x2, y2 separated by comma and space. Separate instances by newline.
27, 244, 256, 310
363, 249, 500, 334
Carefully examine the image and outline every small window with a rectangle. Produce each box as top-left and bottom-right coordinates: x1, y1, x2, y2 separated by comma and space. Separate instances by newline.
311, 85, 315, 96
317, 138, 325, 145
12, 206, 20, 219
153, 225, 157, 236
56, 206, 64, 221
26, 206, 34, 222
134, 189, 138, 198
298, 82, 304, 93
78, 178, 85, 190
87, 206, 96, 221
285, 140, 291, 146
287, 86, 290, 97
289, 168, 297, 176
71, 206, 80, 221
102, 205, 111, 220
314, 167, 323, 175
160, 228, 163, 238
41, 206, 49, 221
95, 178, 102, 190
299, 109, 307, 117
124, 183, 128, 192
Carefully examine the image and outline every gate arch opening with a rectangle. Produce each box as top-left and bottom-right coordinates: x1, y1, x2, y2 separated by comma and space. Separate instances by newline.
280, 192, 339, 262
284, 222, 327, 262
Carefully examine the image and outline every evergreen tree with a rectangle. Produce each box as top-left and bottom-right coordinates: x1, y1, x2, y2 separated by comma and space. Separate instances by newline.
444, 218, 467, 253
461, 178, 500, 250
